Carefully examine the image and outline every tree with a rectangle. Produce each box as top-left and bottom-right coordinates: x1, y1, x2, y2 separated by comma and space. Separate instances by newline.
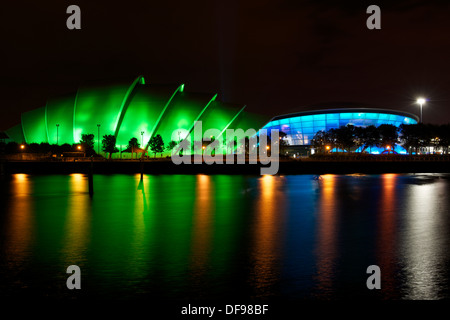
102, 134, 119, 159
378, 124, 398, 151
80, 133, 95, 156
333, 125, 356, 152
353, 126, 366, 152
128, 137, 140, 159
399, 124, 421, 154
312, 130, 334, 153
278, 131, 289, 156
149, 134, 164, 157
437, 124, 450, 154
360, 125, 380, 153
166, 140, 178, 155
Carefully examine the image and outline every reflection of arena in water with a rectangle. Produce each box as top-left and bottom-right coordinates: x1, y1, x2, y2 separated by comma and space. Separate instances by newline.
261, 107, 419, 155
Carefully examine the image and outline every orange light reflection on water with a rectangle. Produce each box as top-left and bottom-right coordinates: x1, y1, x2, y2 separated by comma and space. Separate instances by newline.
251, 175, 286, 298
314, 174, 337, 297
62, 174, 90, 265
190, 175, 214, 278
5, 174, 33, 268
377, 174, 397, 298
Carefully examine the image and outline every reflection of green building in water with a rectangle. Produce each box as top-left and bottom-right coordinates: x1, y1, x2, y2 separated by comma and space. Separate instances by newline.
5, 76, 268, 157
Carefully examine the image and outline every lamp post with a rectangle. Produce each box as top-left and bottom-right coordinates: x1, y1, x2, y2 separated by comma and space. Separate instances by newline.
417, 98, 426, 123
97, 124, 101, 155
141, 131, 144, 147
56, 124, 59, 145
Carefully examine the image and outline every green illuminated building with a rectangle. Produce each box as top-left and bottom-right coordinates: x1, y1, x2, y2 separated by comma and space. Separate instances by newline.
6, 76, 268, 156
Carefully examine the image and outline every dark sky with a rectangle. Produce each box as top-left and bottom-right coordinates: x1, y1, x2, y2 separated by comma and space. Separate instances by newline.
1, 0, 449, 130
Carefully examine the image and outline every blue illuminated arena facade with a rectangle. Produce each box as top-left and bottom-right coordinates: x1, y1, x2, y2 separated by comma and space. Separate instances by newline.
262, 108, 419, 154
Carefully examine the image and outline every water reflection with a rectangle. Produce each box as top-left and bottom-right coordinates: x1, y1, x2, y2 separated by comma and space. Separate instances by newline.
377, 174, 397, 299
401, 177, 449, 299
62, 174, 90, 266
251, 175, 286, 298
314, 174, 338, 298
5, 174, 33, 269
0, 173, 449, 300
190, 175, 214, 280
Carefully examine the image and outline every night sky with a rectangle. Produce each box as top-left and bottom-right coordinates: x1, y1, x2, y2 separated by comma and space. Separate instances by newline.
1, 0, 449, 131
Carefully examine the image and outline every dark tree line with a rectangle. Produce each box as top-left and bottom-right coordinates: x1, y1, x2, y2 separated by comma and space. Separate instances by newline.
399, 123, 450, 154
312, 123, 450, 154
1, 132, 179, 158
0, 141, 84, 155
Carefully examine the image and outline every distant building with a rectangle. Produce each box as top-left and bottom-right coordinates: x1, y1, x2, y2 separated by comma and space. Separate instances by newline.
262, 107, 419, 155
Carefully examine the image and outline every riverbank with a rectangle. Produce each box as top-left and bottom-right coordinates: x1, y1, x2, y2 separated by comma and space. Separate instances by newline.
2, 157, 450, 175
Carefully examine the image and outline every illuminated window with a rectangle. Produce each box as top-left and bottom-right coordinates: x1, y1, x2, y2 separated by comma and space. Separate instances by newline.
326, 120, 339, 127
326, 113, 339, 120
302, 121, 314, 128
313, 114, 326, 120
302, 127, 314, 134
313, 120, 326, 127
340, 113, 352, 119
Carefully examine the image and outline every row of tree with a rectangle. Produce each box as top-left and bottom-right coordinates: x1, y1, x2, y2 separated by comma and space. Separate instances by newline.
311, 123, 450, 154
80, 133, 178, 158
0, 133, 179, 159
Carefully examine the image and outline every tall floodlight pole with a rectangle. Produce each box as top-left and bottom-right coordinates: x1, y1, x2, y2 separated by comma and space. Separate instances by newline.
417, 98, 426, 123
97, 124, 101, 155
56, 124, 60, 145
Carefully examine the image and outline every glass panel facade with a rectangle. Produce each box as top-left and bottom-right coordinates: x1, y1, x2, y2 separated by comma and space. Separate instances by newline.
313, 114, 326, 120
340, 113, 353, 119
326, 120, 339, 128
326, 113, 339, 120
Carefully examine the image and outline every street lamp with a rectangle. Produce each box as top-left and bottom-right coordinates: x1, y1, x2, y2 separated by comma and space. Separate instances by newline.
56, 124, 59, 145
417, 98, 426, 123
97, 124, 101, 155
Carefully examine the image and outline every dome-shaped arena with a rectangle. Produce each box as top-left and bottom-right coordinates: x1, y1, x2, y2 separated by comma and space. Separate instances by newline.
262, 108, 418, 145
5, 76, 268, 156
261, 107, 419, 154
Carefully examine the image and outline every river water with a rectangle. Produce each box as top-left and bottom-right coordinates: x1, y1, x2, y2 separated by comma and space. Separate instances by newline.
0, 173, 449, 300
